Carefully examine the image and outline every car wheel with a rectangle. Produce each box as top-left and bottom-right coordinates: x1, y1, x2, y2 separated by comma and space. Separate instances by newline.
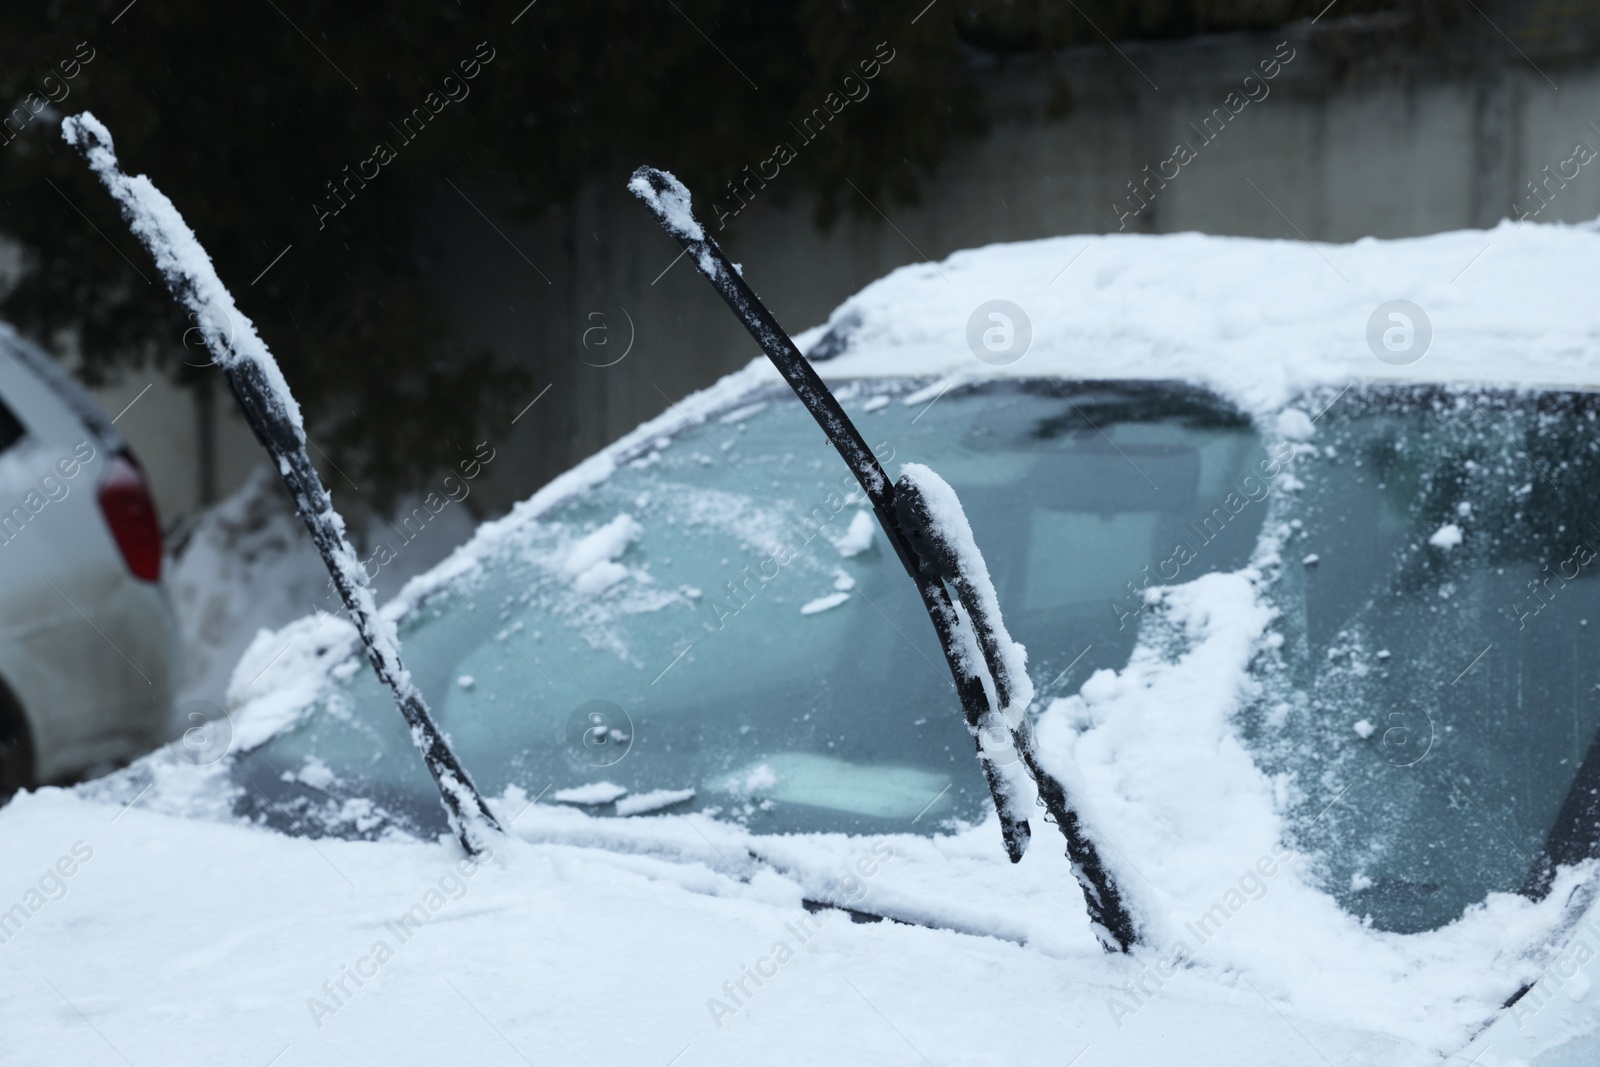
0, 692, 34, 802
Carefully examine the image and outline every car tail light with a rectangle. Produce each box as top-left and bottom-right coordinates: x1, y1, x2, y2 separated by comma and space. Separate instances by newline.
98, 453, 162, 582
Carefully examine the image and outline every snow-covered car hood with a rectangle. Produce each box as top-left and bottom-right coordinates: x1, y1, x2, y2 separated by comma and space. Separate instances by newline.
54, 221, 1600, 1066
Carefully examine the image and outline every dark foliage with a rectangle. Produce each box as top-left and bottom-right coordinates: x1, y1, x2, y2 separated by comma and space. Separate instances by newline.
0, 0, 1408, 510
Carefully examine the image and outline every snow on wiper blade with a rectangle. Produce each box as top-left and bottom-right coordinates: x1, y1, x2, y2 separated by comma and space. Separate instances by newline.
628, 164, 1141, 952
63, 111, 501, 858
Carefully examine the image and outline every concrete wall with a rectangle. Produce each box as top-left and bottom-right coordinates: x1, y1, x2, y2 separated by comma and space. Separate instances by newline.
82, 23, 1600, 529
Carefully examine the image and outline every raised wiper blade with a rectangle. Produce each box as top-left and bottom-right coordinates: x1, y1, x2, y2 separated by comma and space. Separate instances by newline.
64, 112, 501, 857
628, 165, 1140, 952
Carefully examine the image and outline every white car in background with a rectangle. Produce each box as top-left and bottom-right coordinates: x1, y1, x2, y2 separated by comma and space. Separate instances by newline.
0, 324, 175, 795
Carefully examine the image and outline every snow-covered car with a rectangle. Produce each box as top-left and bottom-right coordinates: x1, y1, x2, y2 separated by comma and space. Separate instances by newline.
0, 325, 175, 795
32, 221, 1600, 1065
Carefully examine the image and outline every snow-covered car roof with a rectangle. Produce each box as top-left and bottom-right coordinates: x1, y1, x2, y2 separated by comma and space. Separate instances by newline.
796, 219, 1600, 410
57, 222, 1600, 1066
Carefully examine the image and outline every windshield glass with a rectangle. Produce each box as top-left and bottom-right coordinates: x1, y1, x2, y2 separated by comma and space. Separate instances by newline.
234, 379, 1266, 840
1244, 387, 1600, 934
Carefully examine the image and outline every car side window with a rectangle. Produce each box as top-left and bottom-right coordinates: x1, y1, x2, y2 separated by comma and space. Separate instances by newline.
1244, 387, 1600, 934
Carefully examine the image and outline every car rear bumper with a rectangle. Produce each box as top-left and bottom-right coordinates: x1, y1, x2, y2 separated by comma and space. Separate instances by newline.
0, 572, 177, 784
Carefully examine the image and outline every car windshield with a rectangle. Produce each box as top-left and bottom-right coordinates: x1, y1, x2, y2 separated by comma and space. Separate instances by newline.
234, 379, 1265, 839
231, 378, 1600, 939
1243, 386, 1600, 934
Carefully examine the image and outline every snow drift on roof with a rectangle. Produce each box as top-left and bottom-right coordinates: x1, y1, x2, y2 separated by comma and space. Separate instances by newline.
798, 221, 1600, 414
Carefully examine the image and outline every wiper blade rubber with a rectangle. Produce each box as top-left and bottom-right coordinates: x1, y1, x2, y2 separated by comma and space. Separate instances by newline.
65, 112, 501, 857
629, 165, 1139, 952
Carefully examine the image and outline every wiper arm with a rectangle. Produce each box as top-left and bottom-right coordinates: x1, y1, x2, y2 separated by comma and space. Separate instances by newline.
64, 113, 501, 857
629, 166, 1140, 952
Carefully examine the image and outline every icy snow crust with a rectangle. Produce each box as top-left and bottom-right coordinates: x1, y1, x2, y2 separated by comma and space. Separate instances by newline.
41, 221, 1600, 1063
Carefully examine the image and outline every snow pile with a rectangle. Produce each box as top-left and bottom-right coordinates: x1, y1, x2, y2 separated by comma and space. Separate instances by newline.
1430, 522, 1464, 550
798, 592, 849, 615
1275, 408, 1316, 441
551, 782, 628, 805
0, 786, 1436, 1065
1038, 571, 1285, 942
827, 510, 876, 557
615, 788, 696, 816
730, 764, 779, 794
562, 513, 643, 594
